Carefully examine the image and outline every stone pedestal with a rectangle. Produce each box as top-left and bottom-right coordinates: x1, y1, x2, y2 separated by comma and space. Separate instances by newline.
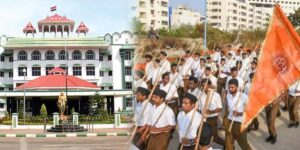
72, 112, 79, 125
114, 113, 121, 128
53, 112, 59, 126
12, 113, 18, 129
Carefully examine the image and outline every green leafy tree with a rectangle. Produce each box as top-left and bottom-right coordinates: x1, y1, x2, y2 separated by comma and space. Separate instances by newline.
89, 92, 108, 120
288, 7, 300, 28
40, 104, 47, 118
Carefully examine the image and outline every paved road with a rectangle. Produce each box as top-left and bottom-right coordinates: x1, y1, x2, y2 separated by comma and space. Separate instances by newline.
168, 106, 300, 150
0, 137, 130, 150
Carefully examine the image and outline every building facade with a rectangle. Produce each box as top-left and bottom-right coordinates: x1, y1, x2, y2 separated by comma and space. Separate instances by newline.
170, 5, 202, 27
134, 0, 169, 30
207, 0, 300, 31
0, 14, 136, 117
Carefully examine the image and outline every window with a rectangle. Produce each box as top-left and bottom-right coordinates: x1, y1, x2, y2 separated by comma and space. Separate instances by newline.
85, 50, 95, 60
45, 50, 55, 60
0, 87, 4, 91
86, 66, 95, 76
99, 54, 104, 61
0, 103, 4, 109
109, 86, 113, 90
72, 50, 82, 60
46, 66, 54, 75
108, 55, 112, 61
124, 51, 132, 60
125, 67, 132, 76
32, 67, 41, 76
59, 50, 68, 60
125, 97, 133, 107
101, 87, 105, 90
100, 71, 104, 77
9, 56, 13, 62
0, 56, 4, 62
9, 72, 13, 78
125, 82, 132, 89
8, 87, 13, 91
108, 70, 113, 76
18, 67, 27, 76
18, 51, 27, 60
31, 50, 41, 60
60, 66, 68, 74
0, 72, 4, 77
73, 66, 82, 76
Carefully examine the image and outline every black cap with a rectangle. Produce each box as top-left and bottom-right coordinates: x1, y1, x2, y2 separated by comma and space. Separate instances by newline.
184, 93, 197, 103
199, 122, 213, 146
153, 89, 167, 99
136, 87, 150, 96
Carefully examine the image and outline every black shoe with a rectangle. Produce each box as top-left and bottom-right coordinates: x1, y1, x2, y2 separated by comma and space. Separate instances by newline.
271, 135, 277, 144
295, 121, 299, 128
288, 123, 295, 128
265, 135, 273, 142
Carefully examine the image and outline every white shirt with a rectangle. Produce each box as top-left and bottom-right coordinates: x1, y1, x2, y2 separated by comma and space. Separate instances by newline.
133, 79, 148, 91
199, 91, 222, 117
226, 58, 236, 69
202, 74, 218, 88
181, 57, 194, 76
147, 67, 164, 85
177, 110, 202, 142
206, 62, 217, 73
227, 91, 248, 123
188, 88, 202, 99
170, 72, 184, 87
212, 52, 221, 62
145, 61, 154, 76
147, 103, 176, 129
225, 76, 244, 91
192, 58, 200, 73
134, 100, 152, 126
160, 60, 171, 73
218, 64, 230, 78
289, 80, 300, 96
159, 82, 178, 101
243, 82, 251, 95
194, 66, 205, 79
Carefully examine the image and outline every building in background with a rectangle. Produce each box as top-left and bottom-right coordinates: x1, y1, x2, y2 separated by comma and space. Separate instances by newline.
0, 13, 136, 118
207, 0, 300, 31
170, 5, 201, 27
133, 0, 169, 30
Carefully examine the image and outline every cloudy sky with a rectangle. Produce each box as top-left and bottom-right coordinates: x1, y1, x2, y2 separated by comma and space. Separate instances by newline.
0, 0, 133, 37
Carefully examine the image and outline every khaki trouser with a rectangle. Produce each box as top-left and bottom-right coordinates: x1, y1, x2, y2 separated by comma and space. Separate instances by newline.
207, 116, 225, 145
225, 121, 252, 150
146, 132, 170, 150
288, 95, 300, 123
265, 102, 279, 136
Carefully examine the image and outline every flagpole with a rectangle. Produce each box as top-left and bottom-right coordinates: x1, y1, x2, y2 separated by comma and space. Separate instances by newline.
204, 0, 207, 50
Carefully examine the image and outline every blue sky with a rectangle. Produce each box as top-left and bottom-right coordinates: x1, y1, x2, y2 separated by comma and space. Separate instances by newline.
0, 0, 133, 37
170, 0, 204, 14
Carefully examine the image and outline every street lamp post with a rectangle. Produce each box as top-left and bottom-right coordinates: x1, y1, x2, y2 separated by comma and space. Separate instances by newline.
22, 68, 26, 125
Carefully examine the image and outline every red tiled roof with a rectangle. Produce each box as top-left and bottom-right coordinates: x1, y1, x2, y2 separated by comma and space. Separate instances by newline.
23, 22, 36, 33
38, 14, 75, 31
16, 68, 99, 90
76, 22, 89, 33
48, 67, 66, 75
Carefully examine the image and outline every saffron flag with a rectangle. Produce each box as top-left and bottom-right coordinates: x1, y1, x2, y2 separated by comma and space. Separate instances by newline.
51, 6, 57, 12
241, 4, 300, 131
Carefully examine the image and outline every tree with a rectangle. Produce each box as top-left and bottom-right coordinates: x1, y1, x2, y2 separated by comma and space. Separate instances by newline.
288, 7, 300, 28
40, 104, 48, 118
89, 92, 108, 119
132, 17, 147, 36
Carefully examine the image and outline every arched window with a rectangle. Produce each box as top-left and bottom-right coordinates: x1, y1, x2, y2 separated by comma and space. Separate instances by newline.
58, 50, 68, 60
31, 50, 41, 60
18, 51, 27, 60
45, 50, 55, 60
72, 50, 82, 60
85, 50, 95, 60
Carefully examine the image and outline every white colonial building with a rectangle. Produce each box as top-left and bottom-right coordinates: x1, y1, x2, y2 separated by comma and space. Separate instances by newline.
170, 5, 202, 27
133, 0, 170, 30
0, 13, 136, 118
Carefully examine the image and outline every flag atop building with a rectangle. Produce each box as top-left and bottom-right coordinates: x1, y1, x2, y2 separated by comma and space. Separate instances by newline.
51, 6, 57, 12
241, 4, 300, 131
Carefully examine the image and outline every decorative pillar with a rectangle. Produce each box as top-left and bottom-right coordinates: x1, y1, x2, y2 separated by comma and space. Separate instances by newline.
12, 113, 18, 129
53, 112, 59, 126
42, 25, 45, 38
72, 112, 79, 125
55, 25, 57, 38
114, 112, 121, 128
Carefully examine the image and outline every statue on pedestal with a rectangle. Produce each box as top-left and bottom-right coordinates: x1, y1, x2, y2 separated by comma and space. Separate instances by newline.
57, 92, 67, 121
